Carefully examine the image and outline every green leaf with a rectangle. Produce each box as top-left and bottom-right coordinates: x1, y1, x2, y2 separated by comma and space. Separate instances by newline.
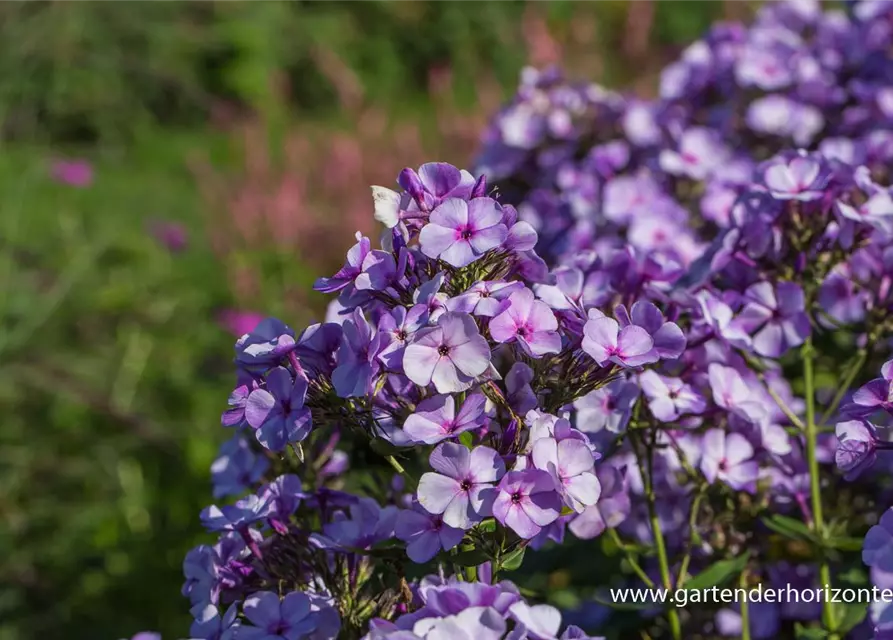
450, 548, 490, 567
835, 601, 868, 634
682, 552, 750, 591
500, 546, 526, 572
476, 518, 496, 534
458, 431, 474, 449
794, 622, 829, 639
762, 515, 816, 542
824, 536, 863, 552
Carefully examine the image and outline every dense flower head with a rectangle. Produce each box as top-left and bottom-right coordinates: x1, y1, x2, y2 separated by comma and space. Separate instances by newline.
165, 3, 893, 639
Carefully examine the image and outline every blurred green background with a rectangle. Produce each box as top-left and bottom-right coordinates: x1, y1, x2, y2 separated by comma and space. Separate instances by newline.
0, 2, 746, 638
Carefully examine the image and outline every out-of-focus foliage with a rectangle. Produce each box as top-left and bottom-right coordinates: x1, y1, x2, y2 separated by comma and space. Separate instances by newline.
0, 1, 731, 143
0, 2, 738, 639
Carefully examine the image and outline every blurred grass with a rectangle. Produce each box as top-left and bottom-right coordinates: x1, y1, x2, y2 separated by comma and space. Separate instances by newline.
0, 2, 735, 638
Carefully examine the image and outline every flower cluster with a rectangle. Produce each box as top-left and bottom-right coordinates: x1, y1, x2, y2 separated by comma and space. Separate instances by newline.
158, 2, 893, 639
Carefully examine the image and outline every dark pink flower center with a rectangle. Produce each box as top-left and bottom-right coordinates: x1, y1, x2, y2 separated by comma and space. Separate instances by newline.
718, 458, 729, 472
459, 225, 474, 240
511, 492, 523, 504
460, 479, 472, 491
438, 345, 451, 356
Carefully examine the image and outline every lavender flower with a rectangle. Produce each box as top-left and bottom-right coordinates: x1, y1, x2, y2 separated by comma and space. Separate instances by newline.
489, 288, 562, 357
417, 443, 505, 529
245, 366, 312, 451
403, 393, 487, 445
582, 313, 655, 368
404, 312, 491, 394
419, 197, 508, 268
700, 429, 759, 493
395, 504, 465, 563
492, 469, 562, 539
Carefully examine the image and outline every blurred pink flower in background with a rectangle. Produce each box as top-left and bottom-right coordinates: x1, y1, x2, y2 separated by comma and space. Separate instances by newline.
217, 309, 266, 336
149, 220, 189, 253
51, 159, 93, 187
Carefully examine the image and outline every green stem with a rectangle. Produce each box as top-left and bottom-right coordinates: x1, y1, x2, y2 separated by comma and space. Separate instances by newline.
607, 527, 656, 589
635, 430, 682, 640
803, 339, 837, 638
819, 348, 867, 426
385, 455, 414, 484
676, 488, 706, 588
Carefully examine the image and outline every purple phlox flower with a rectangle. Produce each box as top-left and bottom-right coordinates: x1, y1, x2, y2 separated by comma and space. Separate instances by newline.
733, 281, 811, 358
413, 272, 449, 322
623, 100, 661, 147
865, 509, 893, 572
523, 412, 588, 449
708, 363, 769, 425
568, 464, 630, 539
835, 419, 880, 480
221, 382, 254, 428
506, 362, 538, 414
182, 544, 220, 606
851, 375, 893, 415
399, 162, 475, 213
378, 305, 428, 370
838, 188, 893, 233
746, 95, 823, 146
419, 197, 508, 268
394, 503, 465, 563
508, 601, 601, 640
415, 576, 522, 618
211, 434, 270, 498
314, 232, 371, 293
319, 497, 399, 550
245, 366, 311, 451
659, 127, 730, 180
639, 371, 706, 422
200, 493, 272, 533
404, 312, 491, 394
51, 158, 93, 187
715, 602, 781, 640
573, 380, 639, 436
695, 291, 751, 349
417, 443, 505, 529
492, 469, 562, 539
294, 322, 343, 377
601, 174, 661, 225
260, 474, 305, 527
127, 634, 162, 640
531, 436, 601, 513
235, 318, 297, 373
534, 266, 586, 313
239, 591, 318, 640
404, 393, 487, 445
760, 151, 829, 201
501, 204, 539, 253
489, 288, 561, 357
735, 42, 794, 90
818, 269, 868, 326
355, 248, 408, 292
190, 602, 240, 640
447, 280, 524, 317
412, 607, 507, 640
616, 301, 686, 361
700, 429, 759, 493
332, 308, 385, 398
582, 310, 655, 368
